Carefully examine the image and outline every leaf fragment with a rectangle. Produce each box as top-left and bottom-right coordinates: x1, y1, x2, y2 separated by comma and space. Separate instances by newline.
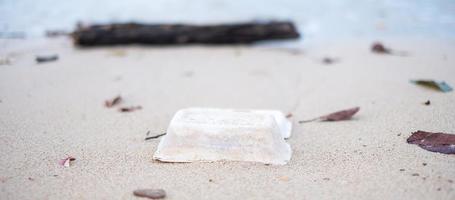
407, 131, 455, 154
371, 42, 408, 56
119, 106, 142, 112
371, 42, 391, 54
36, 55, 58, 63
299, 107, 360, 123
411, 80, 453, 93
58, 156, 76, 167
322, 57, 338, 65
133, 189, 166, 199
105, 95, 122, 108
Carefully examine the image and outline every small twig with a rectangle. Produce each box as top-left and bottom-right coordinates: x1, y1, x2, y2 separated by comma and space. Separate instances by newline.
145, 133, 166, 140
119, 106, 142, 112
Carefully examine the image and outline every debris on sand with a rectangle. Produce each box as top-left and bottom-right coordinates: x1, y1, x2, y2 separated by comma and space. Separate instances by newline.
36, 55, 58, 63
45, 30, 69, 38
119, 106, 142, 112
133, 189, 166, 199
407, 130, 455, 154
153, 108, 292, 165
322, 57, 338, 65
371, 42, 407, 56
424, 100, 431, 105
299, 107, 360, 123
58, 156, 76, 167
411, 80, 453, 93
371, 42, 391, 54
72, 21, 300, 46
145, 132, 166, 140
0, 57, 11, 65
104, 95, 122, 108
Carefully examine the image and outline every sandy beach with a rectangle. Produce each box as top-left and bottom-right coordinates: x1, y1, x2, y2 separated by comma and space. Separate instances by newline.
0, 36, 454, 199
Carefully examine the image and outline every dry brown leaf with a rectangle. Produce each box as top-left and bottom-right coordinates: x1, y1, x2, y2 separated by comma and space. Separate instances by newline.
371, 42, 391, 54
299, 107, 360, 123
407, 130, 455, 154
133, 189, 166, 199
105, 95, 122, 108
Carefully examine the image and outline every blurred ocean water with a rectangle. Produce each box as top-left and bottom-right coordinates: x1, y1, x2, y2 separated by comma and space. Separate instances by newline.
1, 0, 454, 44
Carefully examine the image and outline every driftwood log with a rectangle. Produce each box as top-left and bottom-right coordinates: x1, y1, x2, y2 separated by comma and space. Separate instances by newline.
72, 21, 300, 46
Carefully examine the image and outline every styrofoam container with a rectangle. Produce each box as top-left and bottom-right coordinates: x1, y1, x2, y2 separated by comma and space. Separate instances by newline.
153, 108, 292, 165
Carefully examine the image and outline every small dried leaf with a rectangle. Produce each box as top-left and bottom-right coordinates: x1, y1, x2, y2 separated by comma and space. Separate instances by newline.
119, 106, 142, 112
285, 113, 293, 118
371, 42, 390, 54
411, 80, 453, 93
105, 95, 122, 108
58, 156, 76, 167
320, 107, 360, 121
36, 55, 58, 63
133, 189, 166, 199
322, 57, 338, 65
299, 107, 360, 123
407, 130, 455, 154
424, 100, 431, 105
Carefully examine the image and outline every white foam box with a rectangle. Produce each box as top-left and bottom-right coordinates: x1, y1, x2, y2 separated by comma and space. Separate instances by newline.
153, 108, 292, 165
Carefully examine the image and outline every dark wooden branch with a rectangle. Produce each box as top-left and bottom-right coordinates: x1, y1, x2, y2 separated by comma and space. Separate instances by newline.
72, 21, 300, 46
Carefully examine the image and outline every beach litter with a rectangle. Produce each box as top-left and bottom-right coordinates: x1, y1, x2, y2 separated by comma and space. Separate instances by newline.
285, 113, 293, 118
371, 42, 390, 54
145, 132, 166, 140
371, 42, 407, 56
153, 108, 292, 165
36, 55, 58, 63
104, 95, 122, 108
104, 95, 142, 112
133, 189, 166, 199
299, 107, 360, 123
321, 57, 338, 65
424, 100, 431, 105
410, 80, 453, 93
407, 130, 455, 154
119, 106, 142, 112
58, 156, 76, 167
72, 21, 300, 46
